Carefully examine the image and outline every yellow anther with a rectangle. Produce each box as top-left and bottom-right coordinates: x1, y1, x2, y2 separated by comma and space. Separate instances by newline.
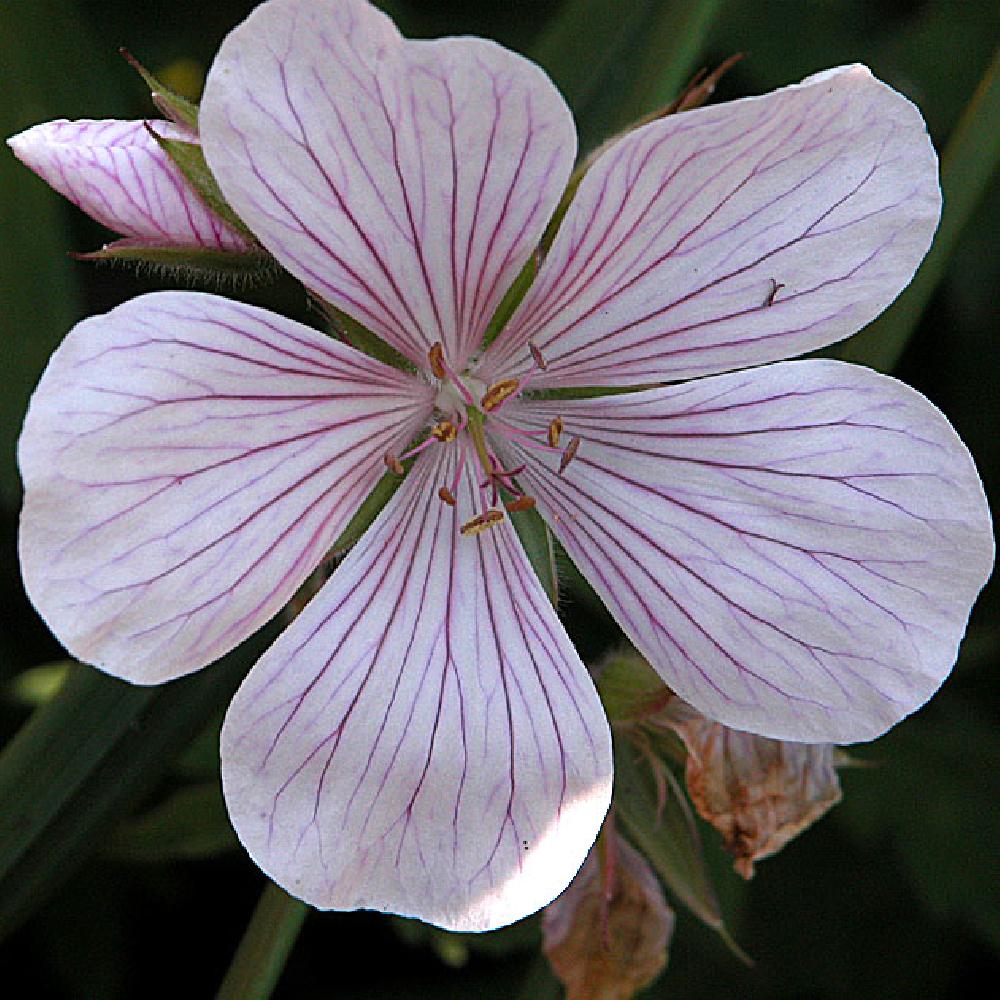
481, 379, 520, 412
384, 451, 405, 476
505, 496, 536, 513
529, 342, 548, 371
547, 416, 564, 448
431, 420, 458, 442
558, 436, 581, 474
438, 486, 456, 506
428, 342, 447, 380
460, 508, 505, 536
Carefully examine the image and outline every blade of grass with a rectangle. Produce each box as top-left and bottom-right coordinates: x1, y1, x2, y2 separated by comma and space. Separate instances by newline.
0, 626, 275, 939
836, 48, 1000, 371
216, 882, 309, 1000
531, 0, 722, 155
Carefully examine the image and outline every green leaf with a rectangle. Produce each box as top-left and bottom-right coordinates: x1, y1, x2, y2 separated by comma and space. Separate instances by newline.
532, 0, 722, 154
510, 507, 559, 606
106, 782, 237, 862
834, 48, 1000, 371
613, 736, 749, 962
148, 133, 255, 240
0, 627, 274, 940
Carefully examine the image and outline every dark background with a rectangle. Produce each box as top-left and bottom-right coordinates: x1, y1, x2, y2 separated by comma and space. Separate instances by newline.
1, 1, 997, 997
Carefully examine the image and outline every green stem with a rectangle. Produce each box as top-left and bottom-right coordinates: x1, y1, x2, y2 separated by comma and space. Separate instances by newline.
215, 882, 309, 1000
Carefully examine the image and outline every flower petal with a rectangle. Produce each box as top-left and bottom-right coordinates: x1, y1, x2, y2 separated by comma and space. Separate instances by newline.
221, 443, 612, 931
19, 290, 432, 683
482, 65, 941, 387
7, 119, 250, 251
502, 360, 993, 742
200, 0, 575, 369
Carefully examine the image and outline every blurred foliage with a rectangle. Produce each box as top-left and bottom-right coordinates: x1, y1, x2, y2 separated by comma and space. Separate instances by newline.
0, 1, 997, 998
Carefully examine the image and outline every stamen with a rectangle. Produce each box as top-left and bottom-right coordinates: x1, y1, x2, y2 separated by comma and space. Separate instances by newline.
529, 342, 548, 371
438, 486, 456, 506
558, 436, 581, 474
481, 379, 520, 412
428, 342, 447, 379
400, 436, 437, 461
431, 420, 458, 442
384, 451, 405, 475
460, 508, 505, 536
547, 416, 564, 448
505, 496, 536, 512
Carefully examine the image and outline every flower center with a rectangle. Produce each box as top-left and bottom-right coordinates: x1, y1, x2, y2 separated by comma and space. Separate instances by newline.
385, 341, 579, 537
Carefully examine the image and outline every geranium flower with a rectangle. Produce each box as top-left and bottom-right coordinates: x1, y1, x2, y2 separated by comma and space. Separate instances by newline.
11, 0, 992, 931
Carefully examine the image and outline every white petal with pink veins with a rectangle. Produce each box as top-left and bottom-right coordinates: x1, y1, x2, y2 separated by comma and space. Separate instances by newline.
19, 291, 433, 684
221, 444, 612, 931
482, 65, 941, 387
7, 119, 250, 251
200, 0, 575, 369
501, 361, 992, 742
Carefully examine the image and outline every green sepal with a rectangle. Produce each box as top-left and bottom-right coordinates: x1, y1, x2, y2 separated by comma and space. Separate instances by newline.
75, 239, 275, 282
121, 47, 199, 129
480, 251, 538, 350
147, 131, 255, 240
613, 734, 751, 963
596, 649, 672, 724
331, 471, 402, 555
310, 296, 416, 373
106, 782, 237, 862
510, 506, 559, 607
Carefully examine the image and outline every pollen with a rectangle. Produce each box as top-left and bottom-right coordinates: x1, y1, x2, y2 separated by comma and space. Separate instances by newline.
428, 342, 447, 380
547, 416, 564, 448
438, 486, 456, 506
529, 342, 548, 370
431, 420, 458, 442
505, 496, 536, 512
481, 379, 520, 412
460, 508, 505, 536
384, 451, 405, 475
558, 436, 581, 474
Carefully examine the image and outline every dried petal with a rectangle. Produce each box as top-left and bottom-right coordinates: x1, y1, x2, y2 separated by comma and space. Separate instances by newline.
544, 835, 674, 999
657, 697, 842, 877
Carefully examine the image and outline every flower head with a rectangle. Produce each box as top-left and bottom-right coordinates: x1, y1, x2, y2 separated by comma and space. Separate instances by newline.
12, 0, 992, 931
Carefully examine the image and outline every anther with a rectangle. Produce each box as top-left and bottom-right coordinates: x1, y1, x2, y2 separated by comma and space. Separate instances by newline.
460, 509, 505, 536
765, 278, 785, 307
431, 420, 458, 442
428, 342, 447, 380
505, 496, 536, 513
547, 416, 564, 448
384, 451, 405, 475
438, 486, 456, 506
558, 436, 581, 474
529, 342, 548, 371
481, 379, 520, 412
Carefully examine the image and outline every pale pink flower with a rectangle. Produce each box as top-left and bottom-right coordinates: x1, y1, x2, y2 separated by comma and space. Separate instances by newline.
12, 0, 992, 931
